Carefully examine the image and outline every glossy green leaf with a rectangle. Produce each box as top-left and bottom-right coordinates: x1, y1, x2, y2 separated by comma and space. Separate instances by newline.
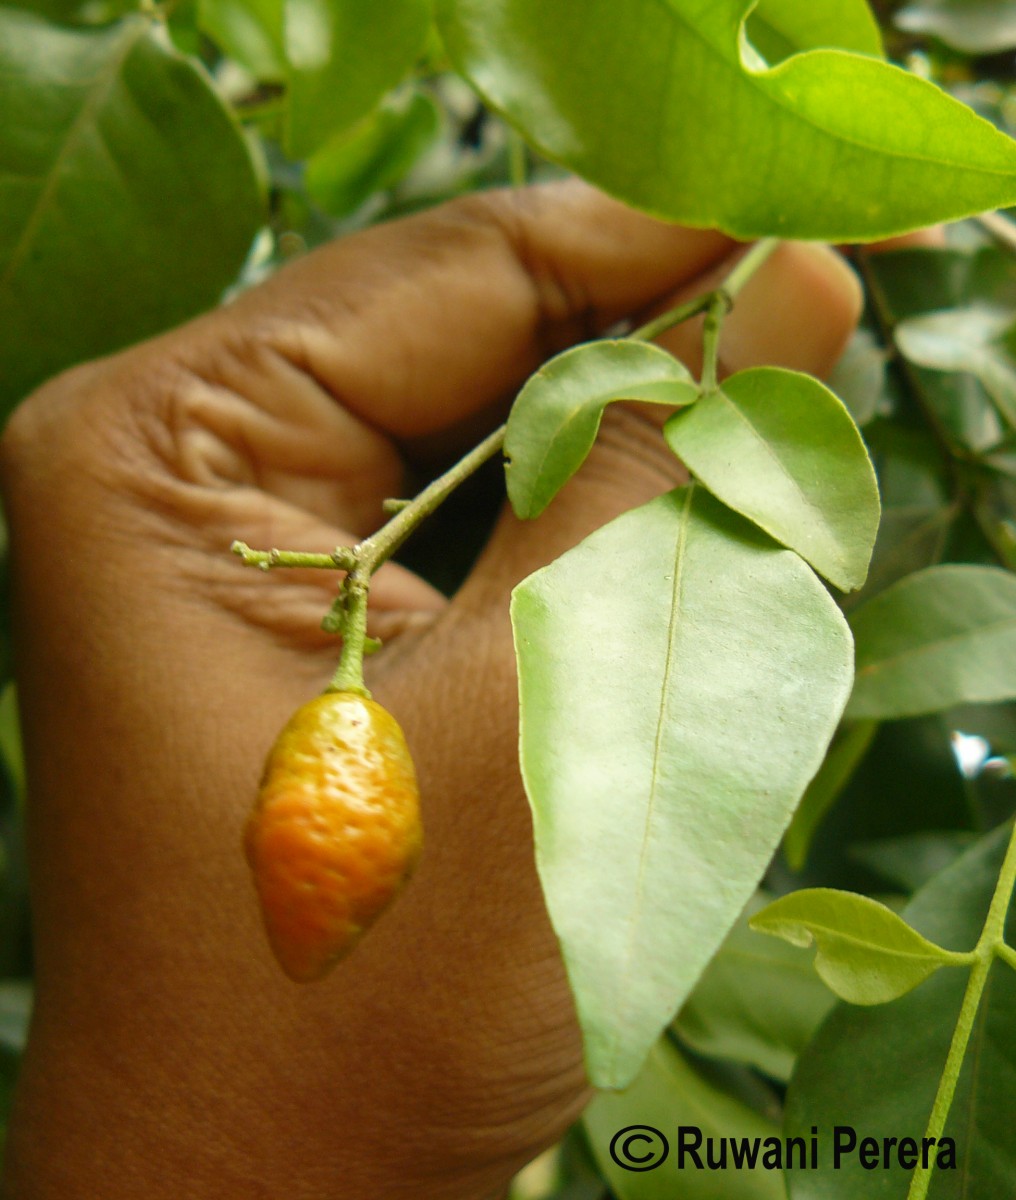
750, 887, 965, 1005
895, 306, 1016, 431
435, 0, 1016, 240
785, 824, 1016, 1199
746, 0, 883, 64
306, 90, 440, 218
783, 719, 878, 871
584, 1037, 785, 1199
846, 566, 1016, 720
504, 341, 699, 520
896, 0, 1016, 54
512, 486, 853, 1088
285, 0, 431, 159
674, 892, 836, 1082
664, 368, 880, 591
199, 0, 286, 79
0, 11, 263, 411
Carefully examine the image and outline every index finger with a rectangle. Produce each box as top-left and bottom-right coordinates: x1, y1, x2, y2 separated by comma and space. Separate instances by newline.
206, 181, 736, 444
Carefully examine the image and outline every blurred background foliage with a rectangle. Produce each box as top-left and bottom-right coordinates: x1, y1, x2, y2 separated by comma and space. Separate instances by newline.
0, 0, 1015, 1192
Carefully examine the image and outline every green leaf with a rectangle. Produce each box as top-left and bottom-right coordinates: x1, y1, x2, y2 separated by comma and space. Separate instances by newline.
285, 0, 432, 159
846, 504, 956, 613
504, 341, 699, 521
895, 306, 1016, 432
674, 892, 836, 1083
199, 0, 431, 156
199, 0, 286, 79
0, 982, 31, 1058
584, 1037, 786, 1199
750, 887, 965, 1005
305, 90, 440, 218
664, 368, 880, 592
14, 0, 135, 23
852, 831, 977, 895
863, 247, 1016, 455
783, 719, 878, 872
826, 328, 891, 428
896, 0, 1016, 54
846, 565, 1016, 720
435, 0, 1016, 240
785, 823, 1016, 1199
0, 11, 264, 412
746, 0, 883, 64
0, 686, 24, 811
511, 486, 853, 1089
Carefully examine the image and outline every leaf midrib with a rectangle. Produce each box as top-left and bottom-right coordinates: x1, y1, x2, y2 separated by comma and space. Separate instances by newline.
0, 20, 146, 298
605, 486, 693, 1077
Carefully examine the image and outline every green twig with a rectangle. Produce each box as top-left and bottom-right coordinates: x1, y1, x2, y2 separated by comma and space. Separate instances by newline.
629, 293, 715, 342
231, 541, 356, 571
329, 575, 370, 695
700, 292, 731, 393
906, 818, 1016, 1200
356, 424, 506, 575
235, 425, 507, 695
724, 237, 781, 299
630, 237, 780, 389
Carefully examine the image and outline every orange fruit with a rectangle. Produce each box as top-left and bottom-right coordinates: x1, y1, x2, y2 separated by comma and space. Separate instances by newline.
244, 691, 422, 982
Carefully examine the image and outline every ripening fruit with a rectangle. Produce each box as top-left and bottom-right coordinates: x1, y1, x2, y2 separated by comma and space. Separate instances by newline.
244, 691, 422, 982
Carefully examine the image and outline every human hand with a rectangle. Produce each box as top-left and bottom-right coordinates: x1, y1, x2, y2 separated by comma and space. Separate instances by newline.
0, 182, 861, 1199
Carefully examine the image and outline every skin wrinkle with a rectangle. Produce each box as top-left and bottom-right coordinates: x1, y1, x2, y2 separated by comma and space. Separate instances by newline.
481, 192, 603, 354
153, 347, 402, 531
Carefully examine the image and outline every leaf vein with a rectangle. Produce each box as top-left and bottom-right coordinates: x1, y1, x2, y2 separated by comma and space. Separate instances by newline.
608, 486, 693, 1072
